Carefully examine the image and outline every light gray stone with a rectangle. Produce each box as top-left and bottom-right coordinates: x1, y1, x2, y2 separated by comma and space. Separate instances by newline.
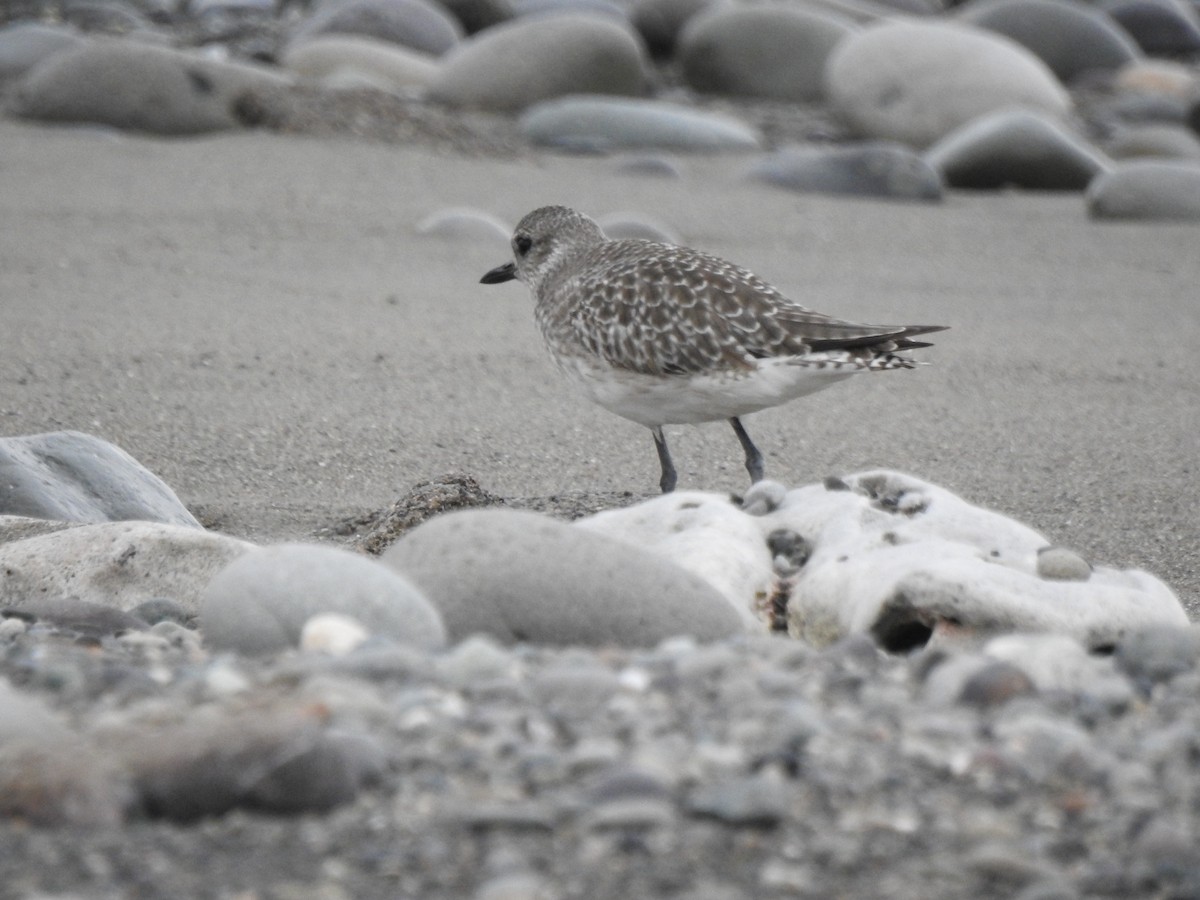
425, 13, 649, 112
749, 142, 944, 200
12, 38, 290, 135
0, 21, 86, 84
824, 20, 1072, 147
679, 3, 857, 102
924, 108, 1112, 190
0, 431, 199, 527
519, 95, 760, 152
200, 542, 446, 655
958, 0, 1142, 84
381, 508, 746, 645
1086, 159, 1200, 219
292, 0, 464, 56
0, 521, 253, 615
281, 34, 439, 92
1104, 123, 1200, 160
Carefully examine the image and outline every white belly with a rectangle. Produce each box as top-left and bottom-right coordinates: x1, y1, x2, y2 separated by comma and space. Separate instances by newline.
558, 354, 858, 427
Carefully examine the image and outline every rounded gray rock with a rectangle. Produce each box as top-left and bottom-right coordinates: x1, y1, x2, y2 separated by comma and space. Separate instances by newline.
381, 508, 745, 646
519, 95, 761, 152
1086, 159, 1200, 219
0, 430, 199, 527
292, 0, 463, 56
200, 542, 446, 655
1103, 0, 1200, 56
958, 0, 1142, 84
0, 21, 86, 84
749, 142, 944, 200
12, 38, 290, 135
1105, 123, 1200, 160
435, 0, 514, 33
679, 3, 857, 102
425, 13, 649, 112
925, 108, 1112, 190
824, 20, 1072, 147
281, 35, 439, 92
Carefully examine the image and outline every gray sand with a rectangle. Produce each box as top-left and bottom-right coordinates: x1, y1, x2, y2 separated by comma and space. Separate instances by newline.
2, 121, 1196, 613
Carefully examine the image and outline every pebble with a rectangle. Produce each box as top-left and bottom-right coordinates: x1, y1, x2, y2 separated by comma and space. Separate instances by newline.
300, 613, 371, 656
425, 13, 649, 112
925, 108, 1111, 190
824, 20, 1072, 147
1086, 159, 1200, 219
281, 34, 440, 92
957, 0, 1142, 84
200, 542, 446, 655
12, 38, 291, 135
749, 142, 944, 200
687, 775, 789, 826
0, 431, 199, 527
1114, 624, 1200, 687
1104, 0, 1200, 56
519, 95, 761, 153
1104, 123, 1200, 160
1036, 546, 1092, 581
382, 507, 745, 645
677, 3, 857, 102
291, 0, 464, 56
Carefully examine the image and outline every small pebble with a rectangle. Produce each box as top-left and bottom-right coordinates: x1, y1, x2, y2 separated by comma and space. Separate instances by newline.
1036, 546, 1092, 581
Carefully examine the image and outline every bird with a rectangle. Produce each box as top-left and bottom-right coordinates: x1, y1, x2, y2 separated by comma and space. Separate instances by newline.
480, 205, 947, 494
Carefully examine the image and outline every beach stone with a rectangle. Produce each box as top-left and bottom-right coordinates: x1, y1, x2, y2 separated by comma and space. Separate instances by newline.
748, 142, 944, 200
687, 775, 789, 826
425, 14, 649, 112
1104, 123, 1200, 159
12, 38, 290, 135
0, 431, 199, 528
597, 211, 681, 242
381, 507, 745, 645
678, 3, 858, 102
631, 0, 714, 57
958, 659, 1038, 707
925, 108, 1111, 190
519, 95, 761, 152
0, 521, 253, 616
300, 612, 371, 655
200, 542, 446, 655
124, 704, 383, 819
1036, 546, 1093, 580
1086, 159, 1200, 218
1114, 58, 1199, 99
292, 0, 463, 55
985, 634, 1134, 705
416, 206, 511, 246
281, 35, 439, 92
1114, 624, 1200, 686
62, 0, 155, 34
0, 22, 87, 84
0, 683, 128, 826
1102, 0, 1200, 56
824, 20, 1072, 147
511, 0, 630, 20
958, 0, 1142, 84
11, 596, 147, 637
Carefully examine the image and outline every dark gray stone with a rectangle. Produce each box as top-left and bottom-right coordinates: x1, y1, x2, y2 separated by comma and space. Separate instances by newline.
1102, 0, 1200, 55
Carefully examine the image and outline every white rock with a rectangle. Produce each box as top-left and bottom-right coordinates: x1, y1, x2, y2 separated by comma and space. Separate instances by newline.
824, 20, 1072, 147
301, 612, 371, 655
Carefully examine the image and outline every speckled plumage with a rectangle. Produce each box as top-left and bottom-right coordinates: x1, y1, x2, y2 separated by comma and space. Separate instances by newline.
481, 206, 947, 492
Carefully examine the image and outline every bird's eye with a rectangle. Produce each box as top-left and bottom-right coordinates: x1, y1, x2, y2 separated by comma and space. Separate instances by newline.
515, 235, 532, 256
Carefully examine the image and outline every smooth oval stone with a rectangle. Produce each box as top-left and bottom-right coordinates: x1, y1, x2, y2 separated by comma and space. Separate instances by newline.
519, 95, 761, 152
748, 142, 944, 200
292, 0, 464, 56
200, 542, 446, 655
678, 3, 858, 102
824, 20, 1072, 147
12, 38, 290, 135
0, 22, 86, 84
1105, 123, 1200, 159
381, 508, 745, 646
425, 13, 649, 112
0, 431, 199, 527
958, 0, 1141, 84
281, 35, 439, 92
925, 108, 1112, 190
1086, 159, 1200, 219
1102, 0, 1200, 56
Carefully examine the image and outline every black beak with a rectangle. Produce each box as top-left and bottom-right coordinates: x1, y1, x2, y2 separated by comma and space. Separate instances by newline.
480, 261, 517, 284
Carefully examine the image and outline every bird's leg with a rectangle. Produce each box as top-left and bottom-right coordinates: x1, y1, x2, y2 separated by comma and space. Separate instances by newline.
651, 426, 677, 493
729, 417, 764, 484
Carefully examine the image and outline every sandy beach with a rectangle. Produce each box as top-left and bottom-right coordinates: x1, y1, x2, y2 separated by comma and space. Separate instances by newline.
3, 119, 1196, 612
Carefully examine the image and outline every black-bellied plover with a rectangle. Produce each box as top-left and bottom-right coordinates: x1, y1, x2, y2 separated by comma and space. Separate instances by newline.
481, 205, 947, 493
